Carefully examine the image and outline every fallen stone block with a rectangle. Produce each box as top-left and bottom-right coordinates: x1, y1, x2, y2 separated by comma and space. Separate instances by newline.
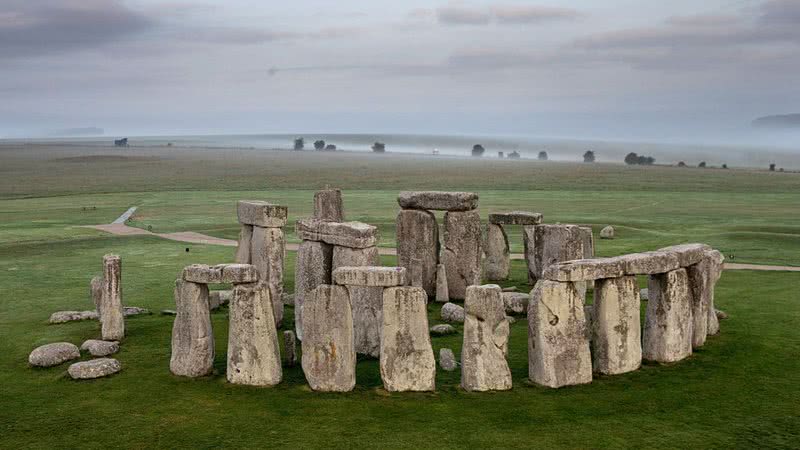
658, 243, 712, 267
381, 287, 436, 392
591, 276, 642, 375
122, 306, 150, 317
28, 343, 80, 367
484, 223, 510, 281
441, 302, 465, 323
543, 258, 625, 282
643, 269, 692, 363
332, 266, 407, 287
68, 358, 121, 379
398, 191, 478, 211
237, 200, 288, 228
227, 281, 282, 386
296, 219, 378, 248
161, 309, 176, 316
442, 210, 482, 300
429, 324, 457, 336
461, 285, 512, 391
600, 226, 615, 239
301, 285, 356, 392
502, 292, 530, 315
439, 348, 458, 371
80, 339, 119, 357
49, 310, 99, 324
488, 211, 542, 226
313, 188, 345, 222
170, 280, 214, 378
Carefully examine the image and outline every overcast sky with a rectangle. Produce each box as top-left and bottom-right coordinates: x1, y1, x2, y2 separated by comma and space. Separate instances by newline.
1, 0, 799, 144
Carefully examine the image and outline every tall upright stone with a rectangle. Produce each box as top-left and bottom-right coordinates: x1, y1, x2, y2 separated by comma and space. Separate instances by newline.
234, 224, 253, 264
705, 250, 725, 336
301, 285, 356, 392
580, 227, 594, 259
170, 280, 214, 377
101, 254, 124, 341
251, 226, 285, 327
396, 209, 439, 296
294, 240, 333, 340
227, 281, 281, 386
313, 188, 345, 222
461, 285, 512, 391
435, 264, 449, 303
484, 224, 510, 281
522, 225, 537, 284
528, 280, 592, 388
90, 276, 103, 313
527, 225, 585, 284
333, 246, 382, 357
643, 268, 692, 363
442, 210, 482, 300
380, 287, 436, 392
592, 276, 641, 374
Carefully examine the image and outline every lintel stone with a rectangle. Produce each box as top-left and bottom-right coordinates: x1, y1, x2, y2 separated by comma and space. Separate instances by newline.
332, 266, 407, 287
398, 191, 478, 211
488, 211, 543, 226
237, 200, 288, 228
295, 219, 378, 248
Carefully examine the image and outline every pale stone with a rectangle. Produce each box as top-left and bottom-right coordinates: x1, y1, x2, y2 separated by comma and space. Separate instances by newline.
435, 264, 449, 303
640, 288, 649, 301
251, 226, 285, 326
488, 211, 543, 226
643, 269, 692, 363
439, 348, 458, 371
398, 191, 478, 211
208, 290, 232, 310
282, 293, 294, 306
502, 286, 518, 292
592, 276, 642, 374
80, 339, 119, 357
528, 280, 592, 388
68, 358, 121, 379
396, 209, 439, 296
170, 280, 214, 377
28, 343, 80, 367
442, 210, 482, 300
461, 285, 512, 391
101, 254, 124, 341
234, 224, 253, 264
527, 225, 586, 284
237, 200, 288, 228
715, 309, 728, 320
484, 223, 510, 281
600, 226, 615, 239
580, 227, 595, 259
333, 246, 382, 357
380, 287, 436, 392
658, 243, 712, 267
182, 264, 259, 284
544, 258, 625, 282
506, 315, 517, 324
430, 323, 457, 336
283, 330, 297, 367
441, 302, 465, 323
90, 276, 103, 313
313, 188, 344, 222
410, 258, 424, 290
49, 310, 98, 324
296, 219, 378, 248
227, 282, 282, 386
332, 266, 407, 287
686, 258, 711, 348
502, 292, 530, 315
122, 306, 150, 317
301, 285, 356, 392
161, 309, 176, 316
706, 250, 725, 335
294, 240, 333, 340
523, 225, 536, 284
612, 251, 680, 275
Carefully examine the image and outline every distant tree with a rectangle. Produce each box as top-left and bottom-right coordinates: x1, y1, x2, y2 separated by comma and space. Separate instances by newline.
698, 161, 707, 168
624, 152, 639, 165
314, 140, 325, 151
677, 161, 687, 167
643, 156, 655, 165
722, 163, 728, 169
325, 144, 337, 151
583, 150, 596, 163
769, 163, 776, 171
472, 144, 485, 157
372, 142, 386, 153
779, 167, 785, 172
508, 151, 521, 159
293, 137, 304, 151
538, 151, 548, 161
498, 151, 504, 158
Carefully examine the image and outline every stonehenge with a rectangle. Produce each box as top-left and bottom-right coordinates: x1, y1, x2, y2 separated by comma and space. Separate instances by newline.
643, 269, 693, 363
486, 211, 543, 282
461, 285, 512, 391
170, 278, 214, 377
301, 285, 356, 392
396, 209, 439, 295
591, 276, 641, 374
227, 281, 282, 386
332, 247, 383, 357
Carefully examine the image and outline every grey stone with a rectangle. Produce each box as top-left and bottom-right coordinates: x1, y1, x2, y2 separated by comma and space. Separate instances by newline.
612, 251, 681, 275
209, 290, 232, 310
439, 348, 458, 371
430, 324, 457, 336
161, 309, 177, 316
80, 339, 119, 357
333, 246, 382, 357
380, 287, 436, 392
100, 254, 125, 341
234, 224, 253, 264
484, 223, 510, 281
67, 358, 121, 379
527, 225, 587, 284
687, 257, 713, 349
49, 310, 98, 324
282, 293, 294, 306
441, 302, 465, 323
657, 243, 712, 267
90, 276, 103, 313
461, 285, 512, 391
122, 306, 150, 317
398, 191, 478, 211
488, 211, 543, 226
580, 227, 595, 259
301, 285, 356, 392
250, 226, 285, 326
332, 266, 407, 287
296, 219, 378, 248
716, 309, 728, 320
600, 226, 615, 239
706, 250, 725, 335
410, 258, 424, 290
522, 225, 537, 284
283, 330, 297, 367
435, 264, 449, 303
294, 240, 333, 341
528, 280, 592, 388
544, 258, 626, 282
396, 209, 439, 296
313, 188, 345, 222
502, 286, 518, 292
182, 263, 260, 285
227, 282, 282, 386
237, 200, 288, 228
505, 315, 517, 324
591, 276, 642, 375
28, 342, 80, 367
442, 210, 482, 300
643, 269, 692, 363
170, 280, 214, 377
640, 288, 649, 301
502, 292, 530, 315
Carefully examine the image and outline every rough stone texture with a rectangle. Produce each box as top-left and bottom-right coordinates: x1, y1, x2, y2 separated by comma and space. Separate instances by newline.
67, 358, 121, 379
439, 348, 458, 371
583, 305, 593, 329
544, 258, 625, 282
161, 309, 176, 316
502, 286, 518, 292
333, 246, 382, 357
527, 225, 586, 285
716, 309, 728, 320
209, 290, 232, 310
237, 200, 288, 228
484, 223, 510, 281
234, 224, 253, 264
294, 240, 333, 341
612, 251, 680, 275
461, 285, 512, 391
429, 323, 457, 336
410, 258, 424, 290
398, 191, 478, 211
686, 258, 712, 348
522, 225, 537, 284
101, 254, 125, 341
282, 293, 294, 306
488, 211, 543, 226
301, 285, 356, 392
227, 282, 282, 386
380, 287, 436, 392
80, 339, 119, 357
396, 209, 439, 296
170, 280, 214, 377
592, 276, 642, 375
251, 226, 285, 326
442, 210, 482, 300
658, 243, 712, 267
121, 306, 150, 317
90, 276, 103, 313
502, 292, 530, 315
49, 310, 98, 324
706, 250, 725, 335
506, 315, 517, 324
600, 226, 615, 239
441, 302, 465, 323
643, 269, 693, 363
435, 264, 449, 303
528, 280, 592, 388
283, 330, 297, 367
28, 343, 80, 367
640, 288, 649, 301
332, 266, 407, 287
580, 227, 595, 259
296, 219, 378, 248
182, 264, 259, 284
313, 188, 345, 222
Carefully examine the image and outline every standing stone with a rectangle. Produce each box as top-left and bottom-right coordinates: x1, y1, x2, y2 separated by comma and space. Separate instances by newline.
283, 330, 297, 367
528, 280, 592, 388
101, 254, 125, 341
170, 280, 214, 377
380, 287, 436, 392
643, 269, 692, 363
461, 285, 512, 391
90, 276, 103, 313
227, 282, 282, 386
294, 240, 333, 340
705, 250, 725, 335
410, 258, 424, 290
592, 276, 642, 375
250, 226, 285, 327
396, 209, 439, 296
600, 226, 615, 239
686, 258, 712, 348
484, 223, 510, 281
435, 264, 449, 303
301, 285, 356, 392
313, 188, 345, 222
234, 224, 253, 264
439, 348, 458, 371
442, 210, 482, 300
333, 246, 382, 357
522, 225, 537, 284
527, 225, 585, 284
580, 227, 594, 259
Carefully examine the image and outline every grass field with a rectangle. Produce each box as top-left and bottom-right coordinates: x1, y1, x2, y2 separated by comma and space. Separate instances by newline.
1, 143, 799, 448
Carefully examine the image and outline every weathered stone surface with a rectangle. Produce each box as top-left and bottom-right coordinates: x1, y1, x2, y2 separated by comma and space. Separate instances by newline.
122, 306, 150, 317
715, 309, 728, 320
502, 292, 530, 315
237, 200, 288, 228
441, 302, 465, 323
527, 225, 585, 284
640, 288, 649, 301
332, 266, 407, 287
706, 250, 725, 335
101, 254, 124, 341
49, 310, 98, 324
80, 339, 119, 357
580, 227, 595, 259
442, 210, 482, 300
600, 226, 615, 239
283, 330, 297, 367
170, 280, 214, 377
68, 358, 121, 379
313, 188, 345, 222
484, 223, 510, 281
28, 343, 80, 367
282, 293, 294, 306
396, 209, 439, 296
251, 226, 285, 326
528, 280, 592, 388
544, 258, 625, 282
333, 246, 382, 357
430, 324, 457, 336
90, 276, 103, 313
505, 315, 517, 324
294, 240, 333, 340
296, 219, 378, 248
658, 243, 712, 267
410, 258, 424, 290
502, 286, 518, 292
439, 348, 458, 371
461, 285, 512, 391
161, 309, 177, 316
522, 225, 536, 284
686, 258, 712, 348
612, 251, 680, 275
182, 264, 260, 284
301, 285, 356, 392
209, 290, 232, 310
398, 191, 478, 211
592, 276, 642, 374
381, 287, 436, 392
234, 224, 253, 264
227, 282, 282, 386
643, 269, 692, 363
488, 211, 543, 226
435, 264, 449, 303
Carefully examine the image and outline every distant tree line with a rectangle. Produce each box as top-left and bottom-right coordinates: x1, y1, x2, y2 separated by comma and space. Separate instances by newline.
624, 152, 655, 165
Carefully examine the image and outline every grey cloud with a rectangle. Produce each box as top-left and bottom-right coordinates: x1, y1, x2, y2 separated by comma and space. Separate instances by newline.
759, 0, 800, 25
436, 5, 491, 25
172, 27, 300, 45
434, 3, 581, 26
491, 5, 582, 24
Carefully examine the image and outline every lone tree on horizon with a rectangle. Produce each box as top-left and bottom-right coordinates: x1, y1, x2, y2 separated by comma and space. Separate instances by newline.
583, 150, 596, 163
538, 151, 548, 161
508, 151, 520, 159
769, 163, 776, 171
314, 140, 325, 151
698, 161, 707, 168
294, 137, 304, 151
372, 142, 386, 153
472, 144, 485, 157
